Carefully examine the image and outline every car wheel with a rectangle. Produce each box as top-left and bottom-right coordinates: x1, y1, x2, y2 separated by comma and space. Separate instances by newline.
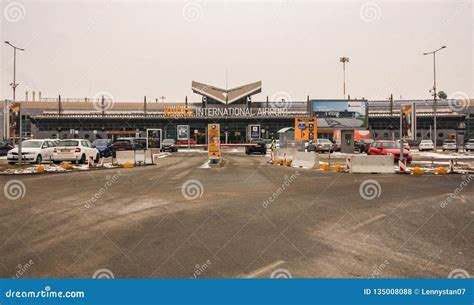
95, 153, 100, 163
36, 154, 42, 164
8, 162, 15, 165
80, 154, 86, 164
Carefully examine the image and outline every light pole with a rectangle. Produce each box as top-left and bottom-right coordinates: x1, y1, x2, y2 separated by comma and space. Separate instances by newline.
423, 46, 446, 151
339, 57, 349, 99
5, 41, 25, 165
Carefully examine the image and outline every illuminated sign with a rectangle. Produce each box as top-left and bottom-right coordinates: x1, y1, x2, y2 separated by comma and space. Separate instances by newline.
311, 100, 368, 129
177, 125, 190, 141
164, 105, 193, 117
207, 124, 221, 160
295, 118, 317, 141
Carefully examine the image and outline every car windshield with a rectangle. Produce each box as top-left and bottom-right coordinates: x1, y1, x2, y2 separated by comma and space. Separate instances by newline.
114, 140, 132, 144
362, 139, 374, 143
444, 140, 456, 144
382, 142, 401, 149
22, 141, 42, 148
59, 140, 79, 147
421, 140, 432, 143
163, 139, 175, 144
93, 139, 109, 146
468, 140, 474, 143
319, 139, 332, 144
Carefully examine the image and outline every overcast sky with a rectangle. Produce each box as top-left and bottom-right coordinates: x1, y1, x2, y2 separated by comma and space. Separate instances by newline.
0, 0, 472, 103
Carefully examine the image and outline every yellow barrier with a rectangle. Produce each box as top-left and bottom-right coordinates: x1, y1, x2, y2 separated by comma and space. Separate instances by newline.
411, 167, 425, 175
35, 165, 45, 173
320, 163, 330, 171
332, 164, 344, 173
122, 162, 134, 168
60, 162, 73, 170
434, 167, 448, 175
284, 160, 292, 167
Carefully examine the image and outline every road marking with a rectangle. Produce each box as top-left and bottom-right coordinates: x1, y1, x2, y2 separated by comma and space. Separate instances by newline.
351, 214, 386, 230
244, 260, 286, 278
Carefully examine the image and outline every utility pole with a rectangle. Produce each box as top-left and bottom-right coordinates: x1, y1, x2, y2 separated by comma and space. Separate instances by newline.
423, 46, 446, 151
5, 41, 25, 165
339, 57, 349, 99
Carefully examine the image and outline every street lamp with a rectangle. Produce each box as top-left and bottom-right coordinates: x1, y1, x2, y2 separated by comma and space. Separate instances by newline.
339, 57, 349, 99
4, 41, 25, 165
423, 45, 446, 151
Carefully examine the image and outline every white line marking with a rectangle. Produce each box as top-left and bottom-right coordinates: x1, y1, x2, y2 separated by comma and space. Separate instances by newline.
351, 214, 386, 230
244, 260, 286, 278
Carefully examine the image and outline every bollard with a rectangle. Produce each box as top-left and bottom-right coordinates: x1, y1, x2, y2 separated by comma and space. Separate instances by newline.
412, 166, 425, 175
35, 165, 45, 173
434, 167, 448, 175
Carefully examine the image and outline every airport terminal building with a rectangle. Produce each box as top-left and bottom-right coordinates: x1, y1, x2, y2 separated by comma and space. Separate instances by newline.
1, 80, 473, 145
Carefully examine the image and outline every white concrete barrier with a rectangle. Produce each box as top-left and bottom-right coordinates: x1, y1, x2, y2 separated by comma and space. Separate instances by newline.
135, 150, 146, 164
291, 152, 319, 169
274, 148, 298, 161
115, 151, 135, 165
347, 155, 395, 174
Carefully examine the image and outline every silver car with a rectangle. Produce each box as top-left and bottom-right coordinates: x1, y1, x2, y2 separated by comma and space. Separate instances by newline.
308, 139, 334, 153
465, 139, 474, 152
442, 139, 458, 152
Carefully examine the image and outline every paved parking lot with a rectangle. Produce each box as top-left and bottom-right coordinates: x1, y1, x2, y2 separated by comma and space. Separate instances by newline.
0, 152, 473, 278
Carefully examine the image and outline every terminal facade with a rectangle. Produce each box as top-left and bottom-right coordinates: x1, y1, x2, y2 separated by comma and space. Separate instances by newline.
1, 81, 473, 145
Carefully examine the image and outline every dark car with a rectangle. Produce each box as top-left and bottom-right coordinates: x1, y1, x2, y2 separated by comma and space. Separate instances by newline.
0, 140, 14, 156
92, 139, 113, 157
161, 139, 178, 152
110, 138, 140, 157
245, 139, 266, 155
354, 139, 374, 153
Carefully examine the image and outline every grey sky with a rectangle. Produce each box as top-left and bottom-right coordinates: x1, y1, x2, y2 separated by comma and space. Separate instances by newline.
1, 0, 472, 103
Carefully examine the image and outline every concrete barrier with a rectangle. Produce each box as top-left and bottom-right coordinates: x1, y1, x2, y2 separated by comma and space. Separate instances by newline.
116, 151, 135, 165
291, 152, 319, 169
274, 148, 298, 161
347, 155, 395, 174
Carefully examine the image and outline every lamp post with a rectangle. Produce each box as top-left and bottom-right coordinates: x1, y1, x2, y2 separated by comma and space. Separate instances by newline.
4, 41, 25, 165
423, 46, 446, 151
339, 57, 349, 99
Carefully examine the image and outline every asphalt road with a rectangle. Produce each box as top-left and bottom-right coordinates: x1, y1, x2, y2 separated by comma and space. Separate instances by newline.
0, 152, 473, 278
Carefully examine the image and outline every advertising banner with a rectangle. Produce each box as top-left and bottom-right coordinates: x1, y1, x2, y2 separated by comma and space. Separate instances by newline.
401, 103, 416, 141
207, 124, 221, 160
311, 100, 368, 129
146, 129, 162, 149
177, 125, 190, 141
294, 118, 317, 141
248, 125, 261, 140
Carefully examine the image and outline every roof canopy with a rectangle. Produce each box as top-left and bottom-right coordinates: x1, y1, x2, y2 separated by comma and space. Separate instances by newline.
192, 80, 262, 104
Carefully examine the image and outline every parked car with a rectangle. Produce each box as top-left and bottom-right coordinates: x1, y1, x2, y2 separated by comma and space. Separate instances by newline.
418, 140, 434, 151
7, 139, 56, 164
176, 139, 197, 146
161, 139, 178, 152
263, 139, 273, 150
354, 139, 374, 153
133, 138, 147, 150
0, 140, 14, 156
442, 139, 458, 152
92, 139, 113, 157
307, 139, 334, 153
245, 139, 266, 155
110, 138, 140, 157
52, 139, 100, 164
367, 140, 412, 163
465, 139, 474, 152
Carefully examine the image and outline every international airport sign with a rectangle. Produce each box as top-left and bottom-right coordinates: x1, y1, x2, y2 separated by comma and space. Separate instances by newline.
311, 100, 368, 129
400, 103, 416, 141
164, 105, 291, 117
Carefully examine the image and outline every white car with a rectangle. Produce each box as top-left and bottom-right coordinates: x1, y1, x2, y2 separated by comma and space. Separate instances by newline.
418, 140, 434, 151
7, 139, 56, 164
442, 139, 458, 152
465, 139, 474, 152
53, 139, 100, 164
